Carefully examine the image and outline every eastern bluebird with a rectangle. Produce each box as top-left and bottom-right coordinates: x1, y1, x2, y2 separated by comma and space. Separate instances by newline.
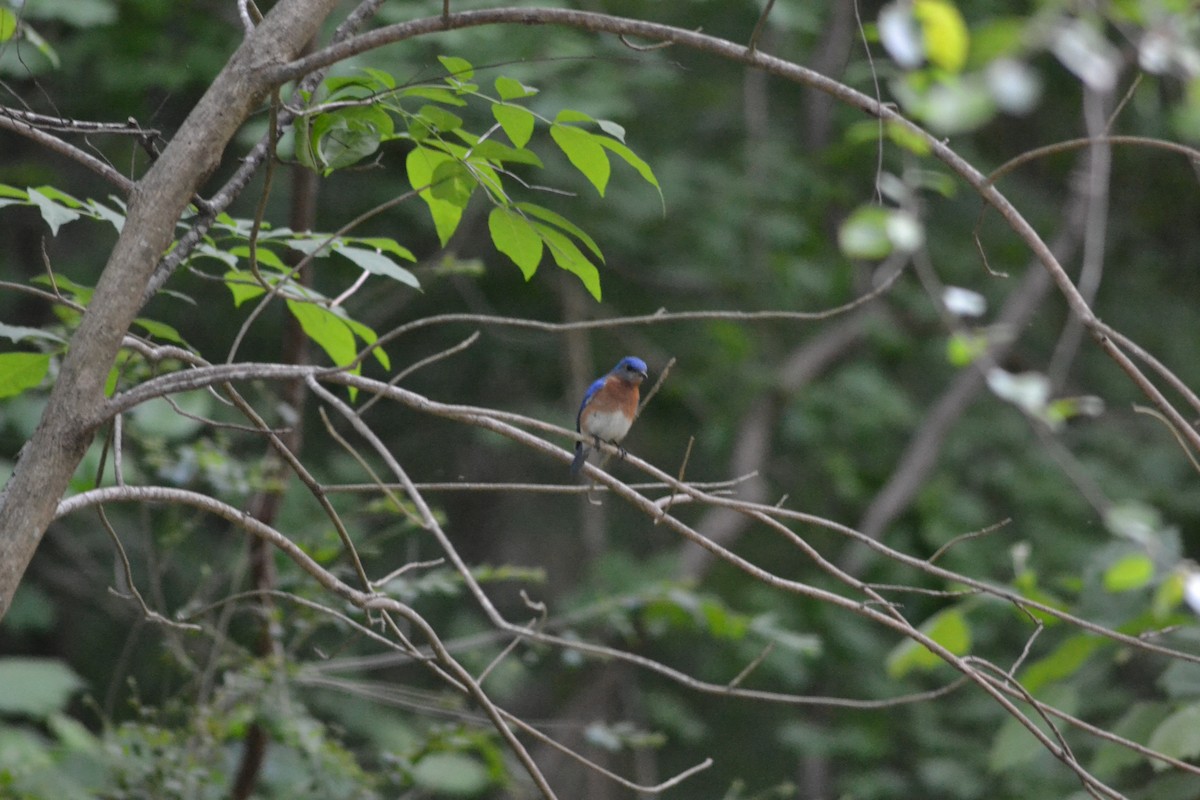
571, 356, 649, 475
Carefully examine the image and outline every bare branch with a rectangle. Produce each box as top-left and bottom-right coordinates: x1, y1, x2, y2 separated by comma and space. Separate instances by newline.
99, 362, 1200, 667
0, 113, 135, 192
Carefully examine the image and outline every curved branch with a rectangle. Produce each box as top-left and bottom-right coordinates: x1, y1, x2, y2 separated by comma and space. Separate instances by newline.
102, 361, 1200, 665
301, 377, 1125, 796
0, 114, 135, 193
92, 363, 1193, 790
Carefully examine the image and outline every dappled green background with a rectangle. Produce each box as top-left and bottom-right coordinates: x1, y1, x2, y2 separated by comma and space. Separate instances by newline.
4, 0, 1200, 798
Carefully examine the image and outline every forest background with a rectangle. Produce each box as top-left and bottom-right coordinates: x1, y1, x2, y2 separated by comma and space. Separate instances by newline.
2, 0, 1200, 798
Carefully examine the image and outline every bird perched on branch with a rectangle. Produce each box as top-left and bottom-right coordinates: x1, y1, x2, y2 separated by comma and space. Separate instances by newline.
571, 356, 648, 475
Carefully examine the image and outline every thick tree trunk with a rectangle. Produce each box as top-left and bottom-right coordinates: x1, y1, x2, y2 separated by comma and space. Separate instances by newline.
0, 0, 341, 620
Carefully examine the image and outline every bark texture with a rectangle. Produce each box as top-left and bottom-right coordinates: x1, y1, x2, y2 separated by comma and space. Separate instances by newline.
0, 0, 342, 619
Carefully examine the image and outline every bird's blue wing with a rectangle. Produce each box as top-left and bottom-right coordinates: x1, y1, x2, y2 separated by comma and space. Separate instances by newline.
576, 376, 607, 430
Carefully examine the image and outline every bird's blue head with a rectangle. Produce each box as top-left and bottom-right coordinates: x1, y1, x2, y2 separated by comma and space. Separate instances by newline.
611, 356, 648, 383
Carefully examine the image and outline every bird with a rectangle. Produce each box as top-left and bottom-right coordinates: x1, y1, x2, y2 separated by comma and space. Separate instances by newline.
571, 356, 649, 475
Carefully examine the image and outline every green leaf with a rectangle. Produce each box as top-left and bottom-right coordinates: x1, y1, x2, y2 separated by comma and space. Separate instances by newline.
323, 74, 380, 99
310, 106, 393, 173
333, 245, 421, 289
465, 157, 504, 197
429, 159, 475, 207
492, 103, 535, 148
0, 323, 65, 345
87, 198, 125, 231
516, 202, 604, 262
406, 147, 464, 246
22, 24, 60, 68
286, 300, 357, 369
31, 273, 93, 305
223, 270, 268, 307
411, 752, 491, 795
229, 244, 288, 271
1147, 704, 1200, 768
554, 109, 595, 124
488, 207, 543, 279
401, 85, 468, 106
885, 607, 971, 677
550, 124, 611, 196
1020, 634, 1101, 694
838, 206, 893, 259
358, 66, 396, 91
494, 75, 538, 100
0, 8, 16, 42
469, 139, 543, 167
437, 55, 474, 81
1044, 395, 1104, 428
294, 111, 318, 172
699, 597, 750, 639
1103, 553, 1156, 593
886, 120, 932, 155
342, 316, 390, 370
534, 223, 601, 301
348, 237, 415, 261
132, 318, 185, 345
0, 658, 84, 719
914, 0, 970, 73
946, 331, 989, 366
1012, 569, 1068, 625
596, 136, 663, 206
0, 352, 51, 398
30, 186, 83, 208
26, 187, 81, 236
281, 236, 335, 257
194, 242, 238, 268
418, 104, 463, 132
1154, 570, 1187, 620
920, 606, 972, 653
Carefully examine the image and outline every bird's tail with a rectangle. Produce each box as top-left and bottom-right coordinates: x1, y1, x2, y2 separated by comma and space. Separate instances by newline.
570, 441, 589, 475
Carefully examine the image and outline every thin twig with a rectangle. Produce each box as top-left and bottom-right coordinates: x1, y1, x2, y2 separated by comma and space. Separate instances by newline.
372, 558, 445, 589
318, 406, 426, 527
927, 518, 1012, 564
1132, 404, 1200, 476
746, 0, 776, 53
96, 505, 202, 631
357, 331, 481, 417
727, 642, 773, 689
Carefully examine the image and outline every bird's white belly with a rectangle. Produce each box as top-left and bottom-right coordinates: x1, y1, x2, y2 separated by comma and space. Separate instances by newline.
583, 409, 633, 442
